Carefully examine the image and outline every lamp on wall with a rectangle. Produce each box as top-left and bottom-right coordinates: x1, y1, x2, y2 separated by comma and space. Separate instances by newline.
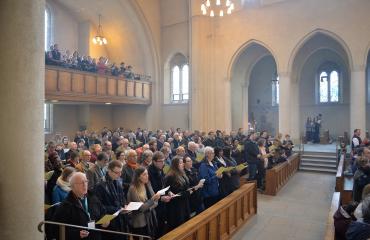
201, 0, 235, 17
92, 14, 107, 45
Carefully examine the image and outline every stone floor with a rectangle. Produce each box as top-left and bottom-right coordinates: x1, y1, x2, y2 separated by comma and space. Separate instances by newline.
232, 171, 336, 240
294, 143, 337, 153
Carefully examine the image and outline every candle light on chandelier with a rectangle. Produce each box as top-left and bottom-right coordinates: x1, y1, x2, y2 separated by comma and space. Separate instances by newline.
92, 14, 107, 45
201, 0, 234, 17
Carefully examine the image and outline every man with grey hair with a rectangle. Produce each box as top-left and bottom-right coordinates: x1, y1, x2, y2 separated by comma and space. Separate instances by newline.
53, 172, 107, 239
187, 141, 198, 163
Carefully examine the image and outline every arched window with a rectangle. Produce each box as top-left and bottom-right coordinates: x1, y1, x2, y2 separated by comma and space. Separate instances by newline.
45, 7, 52, 51
318, 63, 340, 103
272, 75, 279, 106
170, 53, 189, 103
44, 103, 53, 133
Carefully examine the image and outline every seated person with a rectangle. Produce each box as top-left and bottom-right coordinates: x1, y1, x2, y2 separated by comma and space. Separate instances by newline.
334, 202, 358, 240
268, 138, 287, 166
346, 196, 370, 240
282, 134, 294, 157
52, 167, 76, 204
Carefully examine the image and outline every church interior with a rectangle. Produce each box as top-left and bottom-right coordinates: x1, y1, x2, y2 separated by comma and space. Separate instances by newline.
1, 0, 370, 239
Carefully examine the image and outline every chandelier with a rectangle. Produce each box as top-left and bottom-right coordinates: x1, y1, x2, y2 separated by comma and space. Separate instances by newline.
201, 0, 235, 17
92, 14, 107, 45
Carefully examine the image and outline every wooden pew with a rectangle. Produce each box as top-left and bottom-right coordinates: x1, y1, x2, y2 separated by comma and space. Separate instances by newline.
335, 153, 353, 205
264, 153, 300, 196
160, 183, 257, 240
335, 154, 345, 193
324, 192, 340, 240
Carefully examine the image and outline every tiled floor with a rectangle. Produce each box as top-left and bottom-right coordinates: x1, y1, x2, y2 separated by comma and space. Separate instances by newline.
232, 172, 336, 240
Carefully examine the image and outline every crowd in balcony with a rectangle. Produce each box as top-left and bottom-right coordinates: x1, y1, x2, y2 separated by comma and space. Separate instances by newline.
44, 126, 294, 239
45, 43, 149, 81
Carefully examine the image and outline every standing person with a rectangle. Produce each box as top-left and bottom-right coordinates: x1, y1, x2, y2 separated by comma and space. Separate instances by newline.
52, 172, 107, 240
86, 153, 109, 191
127, 167, 160, 238
184, 156, 204, 215
52, 167, 76, 204
257, 139, 269, 191
199, 147, 222, 209
244, 132, 261, 185
121, 150, 139, 194
95, 160, 128, 240
148, 151, 171, 238
353, 129, 363, 154
165, 156, 192, 231
214, 147, 238, 197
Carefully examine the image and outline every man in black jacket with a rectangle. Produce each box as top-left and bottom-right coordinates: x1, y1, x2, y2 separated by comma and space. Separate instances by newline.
244, 132, 261, 187
148, 151, 171, 238
95, 160, 128, 240
52, 172, 106, 240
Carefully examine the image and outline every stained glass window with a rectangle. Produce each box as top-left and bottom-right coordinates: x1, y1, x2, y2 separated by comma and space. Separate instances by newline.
320, 72, 328, 103
172, 66, 180, 101
330, 71, 339, 102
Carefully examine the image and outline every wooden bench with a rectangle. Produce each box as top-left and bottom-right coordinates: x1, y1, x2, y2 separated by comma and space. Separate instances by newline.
264, 153, 300, 196
335, 153, 353, 204
324, 192, 340, 240
160, 183, 257, 240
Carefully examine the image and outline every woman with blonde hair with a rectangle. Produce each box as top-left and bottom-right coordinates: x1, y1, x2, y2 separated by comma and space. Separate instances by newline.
127, 167, 160, 238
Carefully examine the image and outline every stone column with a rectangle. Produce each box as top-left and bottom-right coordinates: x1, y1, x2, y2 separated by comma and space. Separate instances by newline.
242, 86, 249, 131
278, 72, 292, 136
350, 66, 366, 139
0, 0, 44, 239
290, 80, 300, 143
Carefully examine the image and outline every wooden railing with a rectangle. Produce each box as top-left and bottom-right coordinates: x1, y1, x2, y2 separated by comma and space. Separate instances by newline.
45, 66, 152, 105
335, 154, 353, 204
160, 183, 257, 240
324, 192, 340, 240
335, 154, 345, 193
264, 153, 300, 196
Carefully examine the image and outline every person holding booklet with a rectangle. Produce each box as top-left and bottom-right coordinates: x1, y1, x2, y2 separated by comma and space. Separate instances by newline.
184, 155, 205, 215
127, 167, 160, 239
52, 172, 107, 240
165, 156, 193, 231
95, 160, 128, 240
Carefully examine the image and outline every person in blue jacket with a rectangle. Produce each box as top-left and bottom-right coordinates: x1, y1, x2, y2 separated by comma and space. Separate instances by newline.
199, 146, 222, 209
52, 166, 76, 204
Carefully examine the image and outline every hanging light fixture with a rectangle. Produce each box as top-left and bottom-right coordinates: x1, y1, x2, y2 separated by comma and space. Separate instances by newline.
201, 0, 235, 17
92, 14, 107, 45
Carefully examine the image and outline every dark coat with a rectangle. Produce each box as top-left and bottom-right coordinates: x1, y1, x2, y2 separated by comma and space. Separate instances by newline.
95, 175, 128, 240
121, 165, 135, 194
185, 167, 204, 214
215, 157, 240, 197
346, 221, 370, 240
334, 206, 354, 240
52, 191, 104, 240
164, 174, 191, 231
244, 140, 260, 164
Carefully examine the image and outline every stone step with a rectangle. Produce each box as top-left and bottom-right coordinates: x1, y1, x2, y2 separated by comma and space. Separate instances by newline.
301, 158, 337, 164
302, 154, 337, 160
299, 166, 337, 174
301, 162, 337, 169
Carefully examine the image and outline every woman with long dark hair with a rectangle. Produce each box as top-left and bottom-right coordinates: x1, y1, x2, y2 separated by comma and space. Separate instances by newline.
164, 156, 192, 230
127, 167, 160, 238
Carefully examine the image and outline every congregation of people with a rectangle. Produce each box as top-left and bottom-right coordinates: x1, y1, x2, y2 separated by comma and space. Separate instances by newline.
45, 43, 149, 81
333, 129, 370, 240
44, 127, 294, 239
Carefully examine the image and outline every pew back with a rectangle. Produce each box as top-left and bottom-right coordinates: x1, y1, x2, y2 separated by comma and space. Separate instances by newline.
264, 153, 300, 196
160, 183, 257, 240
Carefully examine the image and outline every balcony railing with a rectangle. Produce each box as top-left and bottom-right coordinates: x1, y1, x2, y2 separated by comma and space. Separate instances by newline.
45, 66, 152, 105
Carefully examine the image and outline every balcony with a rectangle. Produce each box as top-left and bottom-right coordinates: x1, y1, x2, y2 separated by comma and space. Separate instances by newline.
45, 66, 151, 105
